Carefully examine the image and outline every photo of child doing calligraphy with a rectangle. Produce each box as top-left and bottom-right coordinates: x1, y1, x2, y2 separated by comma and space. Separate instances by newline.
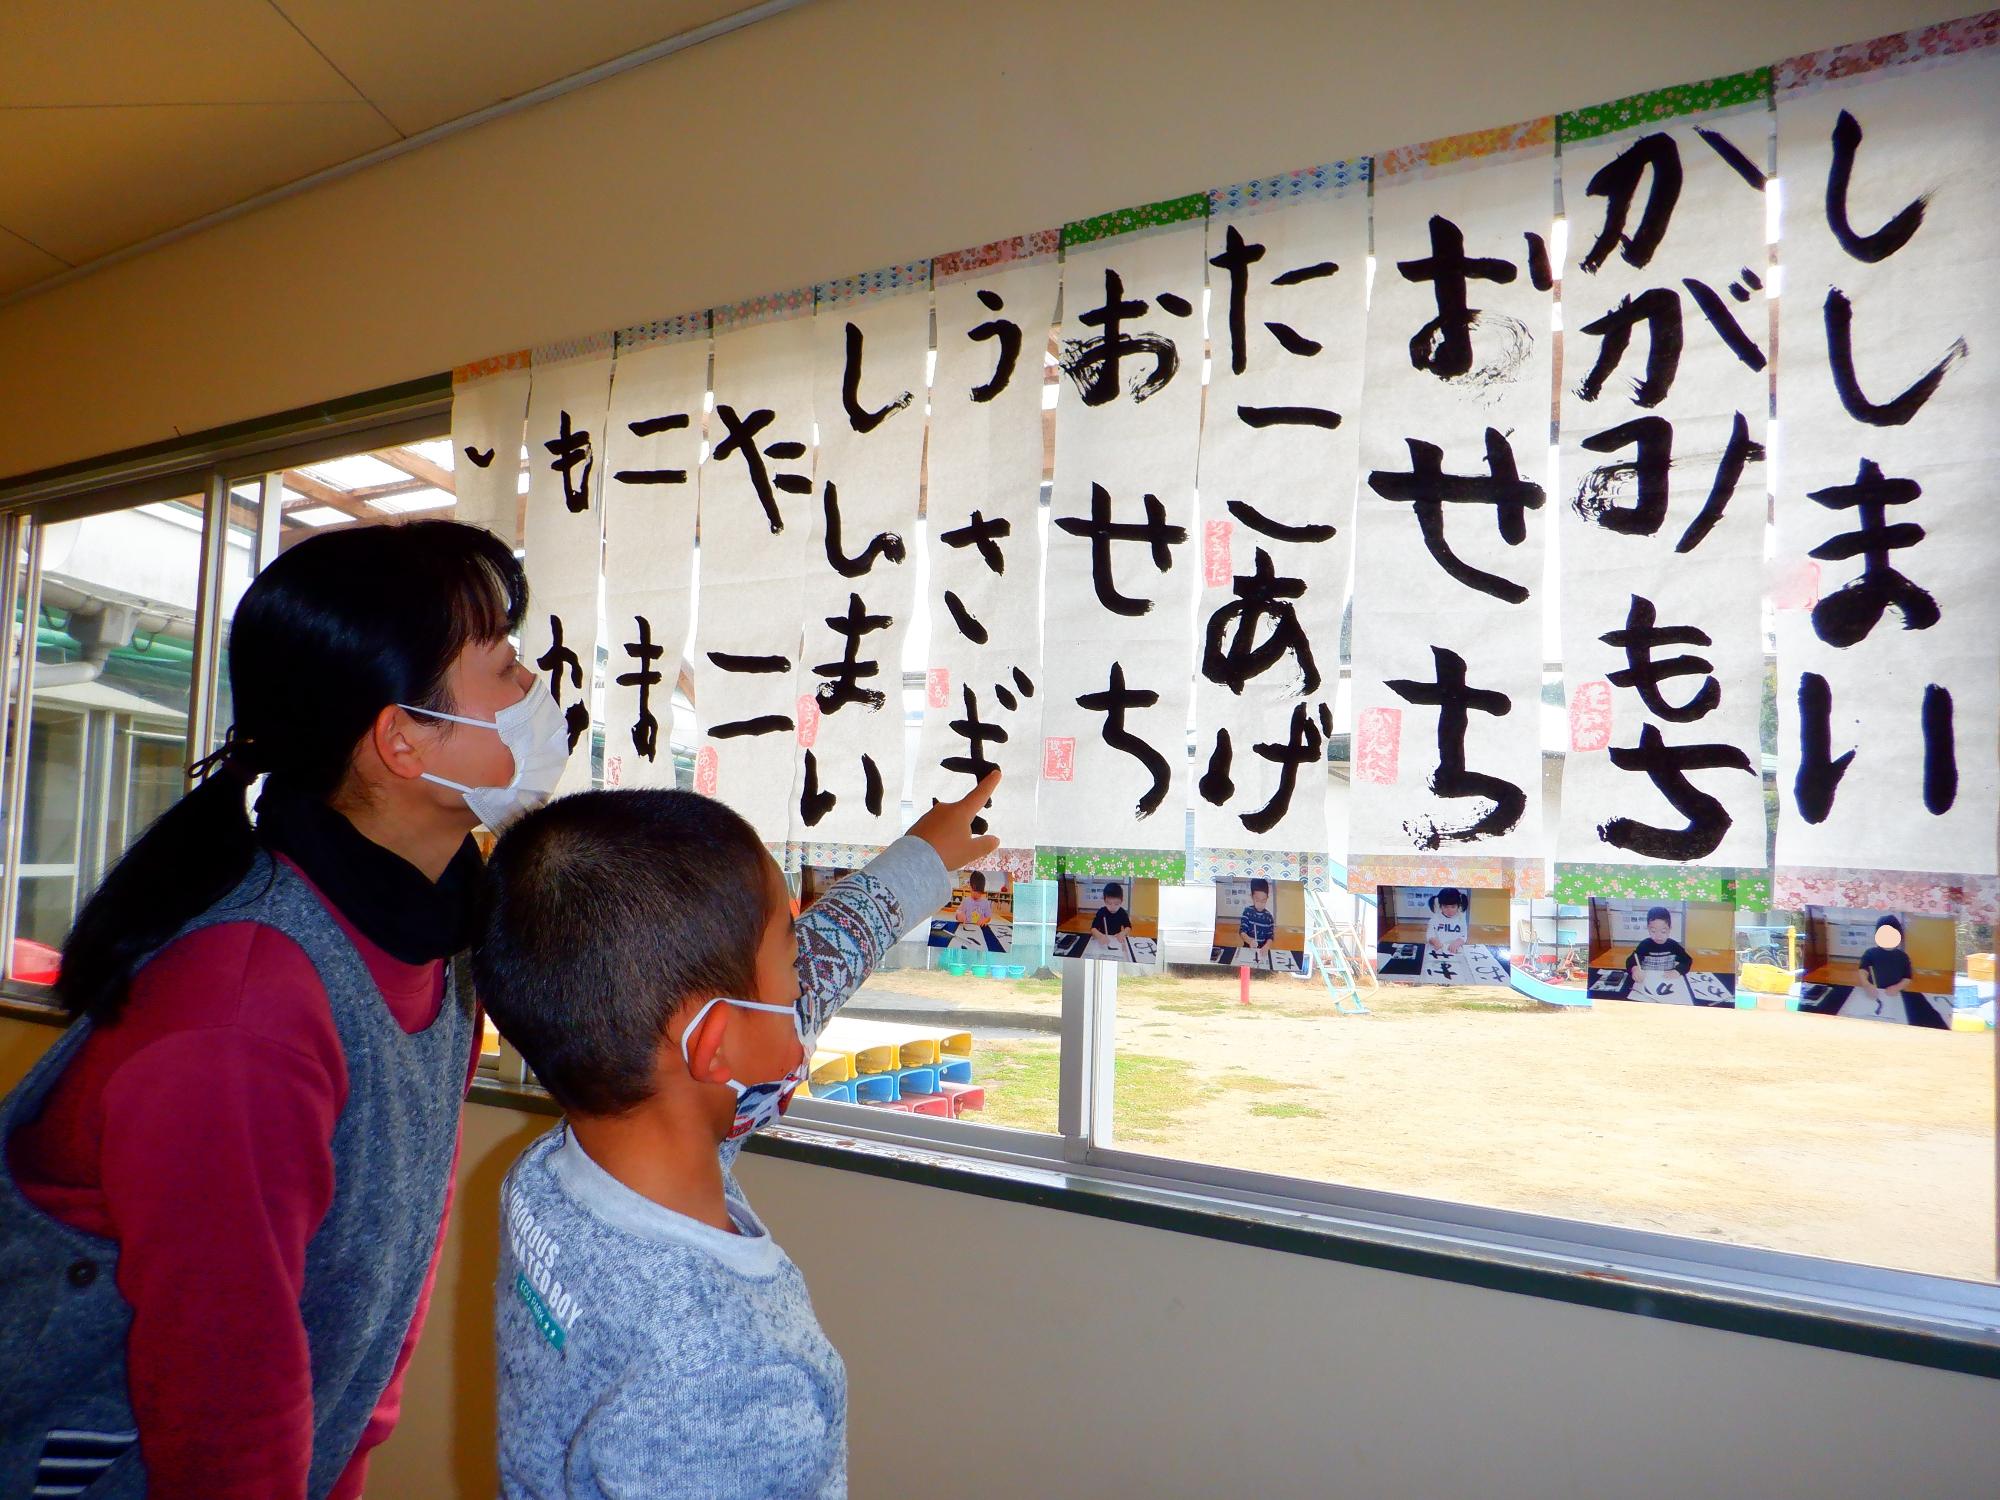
1587, 900, 1736, 1006
1374, 885, 1512, 986
928, 868, 1014, 953
798, 864, 856, 913
1053, 876, 1160, 964
1796, 907, 1956, 1028
1209, 878, 1309, 973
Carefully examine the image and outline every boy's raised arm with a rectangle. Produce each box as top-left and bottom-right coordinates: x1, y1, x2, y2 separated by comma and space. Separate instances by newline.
792, 771, 999, 1037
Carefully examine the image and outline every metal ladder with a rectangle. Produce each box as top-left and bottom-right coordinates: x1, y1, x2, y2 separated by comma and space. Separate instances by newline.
1305, 888, 1372, 1016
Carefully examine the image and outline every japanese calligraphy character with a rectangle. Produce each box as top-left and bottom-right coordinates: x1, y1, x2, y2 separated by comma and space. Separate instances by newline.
1075, 662, 1170, 818
1571, 412, 1762, 553
1200, 548, 1322, 696
1597, 723, 1753, 861
1366, 428, 1544, 604
839, 322, 914, 434
1398, 215, 1518, 380
968, 287, 1023, 403
463, 446, 496, 468
544, 411, 594, 513
1052, 483, 1188, 617
1806, 458, 1939, 647
811, 594, 892, 713
704, 649, 793, 739
798, 749, 884, 827
1823, 288, 1966, 428
1826, 109, 1925, 263
1241, 703, 1325, 835
1058, 269, 1189, 405
1384, 646, 1524, 847
612, 412, 691, 486
711, 404, 811, 533
1600, 594, 1719, 723
615, 614, 665, 760
1573, 289, 1683, 407
940, 510, 1011, 573
1789, 674, 1958, 826
942, 685, 1009, 835
534, 613, 590, 750
1578, 133, 1682, 273
820, 481, 906, 579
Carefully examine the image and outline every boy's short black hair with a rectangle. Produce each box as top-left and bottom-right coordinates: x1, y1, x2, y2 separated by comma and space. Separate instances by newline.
1250, 878, 1270, 896
1435, 887, 1464, 909
1875, 913, 1904, 936
1101, 882, 1124, 900
473, 789, 783, 1117
967, 871, 986, 892
1646, 905, 1673, 926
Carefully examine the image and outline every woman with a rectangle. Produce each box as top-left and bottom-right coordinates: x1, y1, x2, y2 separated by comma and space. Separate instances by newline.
0, 520, 566, 1498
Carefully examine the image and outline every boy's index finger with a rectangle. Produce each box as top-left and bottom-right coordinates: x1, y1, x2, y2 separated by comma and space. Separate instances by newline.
958, 768, 1002, 809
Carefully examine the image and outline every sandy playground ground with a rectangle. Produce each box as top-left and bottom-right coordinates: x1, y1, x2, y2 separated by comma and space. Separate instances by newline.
863, 966, 1997, 1284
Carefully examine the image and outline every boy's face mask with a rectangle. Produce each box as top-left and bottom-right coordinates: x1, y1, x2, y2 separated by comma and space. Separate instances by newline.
680, 996, 809, 1142
398, 679, 572, 832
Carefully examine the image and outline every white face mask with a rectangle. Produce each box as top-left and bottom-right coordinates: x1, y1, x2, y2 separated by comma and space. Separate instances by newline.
397, 681, 573, 832
679, 996, 808, 1143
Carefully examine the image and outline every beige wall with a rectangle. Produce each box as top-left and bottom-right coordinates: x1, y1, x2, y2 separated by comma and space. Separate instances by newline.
0, 0, 1970, 477
3, 1011, 1993, 1497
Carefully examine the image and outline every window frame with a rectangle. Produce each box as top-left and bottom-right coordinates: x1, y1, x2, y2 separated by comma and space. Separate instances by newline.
2, 377, 1994, 1374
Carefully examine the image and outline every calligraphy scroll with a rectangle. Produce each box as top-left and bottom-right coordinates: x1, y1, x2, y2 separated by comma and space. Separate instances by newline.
521, 337, 613, 798
1556, 73, 1772, 876
1349, 123, 1555, 866
693, 297, 817, 847
600, 316, 706, 790
1191, 164, 1368, 876
449, 352, 529, 542
1035, 197, 1209, 872
915, 233, 1061, 871
1774, 26, 2000, 881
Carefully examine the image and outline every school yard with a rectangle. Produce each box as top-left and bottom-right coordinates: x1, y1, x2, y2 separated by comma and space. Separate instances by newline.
858, 966, 1998, 1284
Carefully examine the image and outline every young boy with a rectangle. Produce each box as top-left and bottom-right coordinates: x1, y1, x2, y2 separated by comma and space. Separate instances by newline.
1846, 913, 1916, 1021
1239, 879, 1276, 952
955, 870, 994, 926
1625, 905, 1693, 999
1424, 888, 1468, 958
475, 774, 996, 1498
1089, 881, 1131, 938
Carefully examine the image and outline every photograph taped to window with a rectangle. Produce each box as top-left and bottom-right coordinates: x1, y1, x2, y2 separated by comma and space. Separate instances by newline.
798, 865, 856, 913
1375, 885, 1512, 986
1588, 899, 1737, 1006
929, 869, 1014, 954
1054, 876, 1159, 964
1798, 907, 1957, 1028
1209, 877, 1308, 974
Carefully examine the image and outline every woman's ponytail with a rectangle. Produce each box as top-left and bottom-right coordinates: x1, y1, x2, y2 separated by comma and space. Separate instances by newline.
56, 743, 263, 1022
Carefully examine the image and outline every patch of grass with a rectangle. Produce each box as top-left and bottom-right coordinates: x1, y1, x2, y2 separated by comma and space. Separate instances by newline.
1447, 1000, 1522, 1013
1249, 1102, 1325, 1120
1112, 1053, 1215, 1139
968, 1040, 1061, 1132
1158, 999, 1233, 1017
1218, 1072, 1289, 1094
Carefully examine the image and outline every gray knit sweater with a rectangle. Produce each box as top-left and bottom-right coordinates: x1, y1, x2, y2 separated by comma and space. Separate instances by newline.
495, 837, 948, 1498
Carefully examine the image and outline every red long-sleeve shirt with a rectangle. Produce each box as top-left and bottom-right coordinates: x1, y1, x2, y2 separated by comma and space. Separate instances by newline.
7, 860, 478, 1499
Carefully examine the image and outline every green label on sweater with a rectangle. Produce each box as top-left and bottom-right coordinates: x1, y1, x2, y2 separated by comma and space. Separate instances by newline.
515, 1270, 567, 1353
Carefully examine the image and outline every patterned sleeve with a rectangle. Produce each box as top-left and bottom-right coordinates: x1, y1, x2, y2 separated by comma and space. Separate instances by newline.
792, 836, 950, 1040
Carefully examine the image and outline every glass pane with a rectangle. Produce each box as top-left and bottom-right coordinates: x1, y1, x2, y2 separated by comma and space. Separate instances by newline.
10, 501, 205, 984
1110, 887, 1997, 1285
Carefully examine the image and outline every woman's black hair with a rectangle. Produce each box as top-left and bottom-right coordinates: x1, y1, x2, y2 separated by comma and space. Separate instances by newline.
57, 520, 527, 1023
473, 789, 783, 1117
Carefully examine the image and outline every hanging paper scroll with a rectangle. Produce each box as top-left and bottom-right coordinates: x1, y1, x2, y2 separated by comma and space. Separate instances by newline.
450, 352, 529, 542
915, 233, 1061, 875
792, 264, 931, 850
1190, 164, 1368, 885
1555, 73, 1773, 878
521, 337, 613, 799
1035, 197, 1209, 876
1774, 25, 2000, 884
1349, 124, 1555, 868
600, 316, 706, 791
693, 298, 817, 848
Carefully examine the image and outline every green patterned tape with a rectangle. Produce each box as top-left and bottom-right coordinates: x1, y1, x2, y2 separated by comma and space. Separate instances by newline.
1558, 67, 1771, 143
1034, 846, 1187, 882
1062, 192, 1210, 248
1553, 864, 1772, 908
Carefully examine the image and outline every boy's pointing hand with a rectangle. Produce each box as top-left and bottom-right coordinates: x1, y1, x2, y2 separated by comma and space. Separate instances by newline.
910, 770, 1002, 871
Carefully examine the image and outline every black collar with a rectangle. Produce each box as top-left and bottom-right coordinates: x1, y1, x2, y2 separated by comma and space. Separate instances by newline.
255, 780, 482, 964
